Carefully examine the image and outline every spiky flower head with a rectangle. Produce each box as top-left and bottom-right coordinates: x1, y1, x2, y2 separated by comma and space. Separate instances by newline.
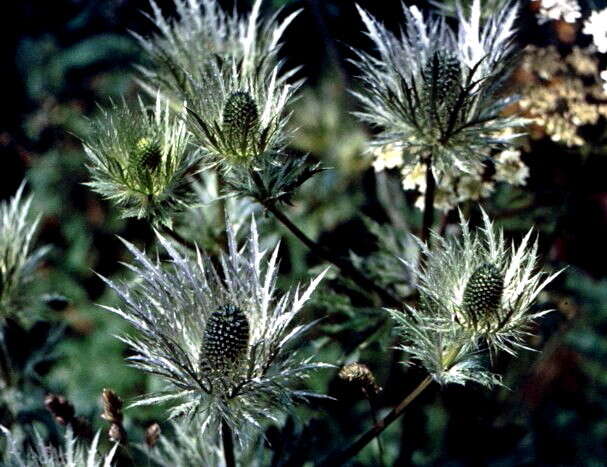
389, 209, 561, 387
134, 0, 299, 100
1, 426, 118, 467
99, 220, 329, 442
0, 184, 48, 319
82, 94, 200, 226
354, 0, 525, 177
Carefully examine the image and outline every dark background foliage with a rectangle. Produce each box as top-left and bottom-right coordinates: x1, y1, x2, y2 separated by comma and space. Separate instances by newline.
1, 0, 607, 465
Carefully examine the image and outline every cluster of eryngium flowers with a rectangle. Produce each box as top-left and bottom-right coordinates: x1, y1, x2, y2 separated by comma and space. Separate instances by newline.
355, 0, 525, 180
390, 210, 561, 387
100, 220, 329, 443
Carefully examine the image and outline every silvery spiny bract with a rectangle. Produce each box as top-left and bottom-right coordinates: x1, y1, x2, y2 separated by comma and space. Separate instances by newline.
353, 0, 524, 177
135, 0, 299, 101
0, 184, 48, 318
389, 210, 561, 387
82, 95, 200, 226
140, 420, 264, 467
99, 220, 329, 442
1, 426, 118, 467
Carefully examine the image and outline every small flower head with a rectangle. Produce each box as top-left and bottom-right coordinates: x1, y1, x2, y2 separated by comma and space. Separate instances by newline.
135, 0, 299, 99
0, 184, 47, 319
100, 220, 329, 442
82, 95, 200, 225
354, 0, 524, 177
389, 209, 561, 387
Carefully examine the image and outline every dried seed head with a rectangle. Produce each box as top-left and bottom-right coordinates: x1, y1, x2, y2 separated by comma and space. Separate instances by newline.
222, 91, 259, 155
145, 423, 161, 448
101, 388, 124, 424
108, 423, 127, 444
462, 263, 504, 326
45, 394, 75, 426
200, 304, 250, 373
133, 137, 162, 171
338, 363, 382, 397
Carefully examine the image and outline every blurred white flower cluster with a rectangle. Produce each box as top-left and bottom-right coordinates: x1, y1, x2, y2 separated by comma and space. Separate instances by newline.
533, 0, 581, 24
583, 7, 607, 53
374, 145, 529, 213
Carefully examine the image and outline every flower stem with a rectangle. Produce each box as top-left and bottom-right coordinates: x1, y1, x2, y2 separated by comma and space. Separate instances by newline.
261, 200, 402, 309
421, 155, 436, 244
221, 420, 236, 467
363, 388, 385, 466
320, 375, 433, 466
159, 224, 197, 251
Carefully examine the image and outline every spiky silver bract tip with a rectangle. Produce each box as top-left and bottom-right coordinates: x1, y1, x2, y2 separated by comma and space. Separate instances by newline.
389, 209, 562, 388
354, 0, 526, 177
99, 219, 330, 443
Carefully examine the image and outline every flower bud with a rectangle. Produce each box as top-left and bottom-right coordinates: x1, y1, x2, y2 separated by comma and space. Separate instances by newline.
200, 304, 250, 373
134, 137, 162, 171
462, 263, 504, 326
222, 91, 259, 157
338, 363, 382, 397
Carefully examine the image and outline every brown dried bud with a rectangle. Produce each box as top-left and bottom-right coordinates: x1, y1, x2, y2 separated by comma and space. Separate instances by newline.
45, 394, 75, 425
338, 363, 382, 397
108, 423, 127, 444
145, 422, 161, 448
101, 388, 123, 424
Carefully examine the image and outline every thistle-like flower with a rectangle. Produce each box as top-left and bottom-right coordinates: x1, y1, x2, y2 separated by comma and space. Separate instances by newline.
1, 426, 118, 467
99, 220, 329, 442
354, 0, 524, 177
389, 210, 561, 387
82, 95, 200, 225
134, 0, 299, 101
0, 184, 48, 318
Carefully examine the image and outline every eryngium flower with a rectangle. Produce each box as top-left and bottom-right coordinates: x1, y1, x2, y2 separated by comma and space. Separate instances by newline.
1, 426, 118, 467
134, 0, 299, 100
353, 0, 524, 176
99, 221, 329, 442
389, 210, 561, 386
0, 184, 48, 318
82, 95, 200, 225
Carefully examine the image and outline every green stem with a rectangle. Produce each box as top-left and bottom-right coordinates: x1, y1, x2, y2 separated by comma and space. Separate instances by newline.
222, 419, 236, 467
159, 224, 197, 251
261, 200, 402, 309
320, 376, 433, 466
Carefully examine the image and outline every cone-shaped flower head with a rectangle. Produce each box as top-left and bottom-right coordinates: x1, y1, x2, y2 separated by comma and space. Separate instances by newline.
82, 94, 200, 226
389, 209, 561, 387
99, 220, 329, 442
354, 0, 525, 177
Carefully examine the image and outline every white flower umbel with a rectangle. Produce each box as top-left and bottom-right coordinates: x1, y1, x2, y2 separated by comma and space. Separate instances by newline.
100, 220, 329, 442
82, 94, 200, 226
1, 426, 118, 467
354, 0, 524, 177
533, 0, 581, 24
583, 8, 607, 54
0, 184, 48, 318
389, 210, 561, 386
